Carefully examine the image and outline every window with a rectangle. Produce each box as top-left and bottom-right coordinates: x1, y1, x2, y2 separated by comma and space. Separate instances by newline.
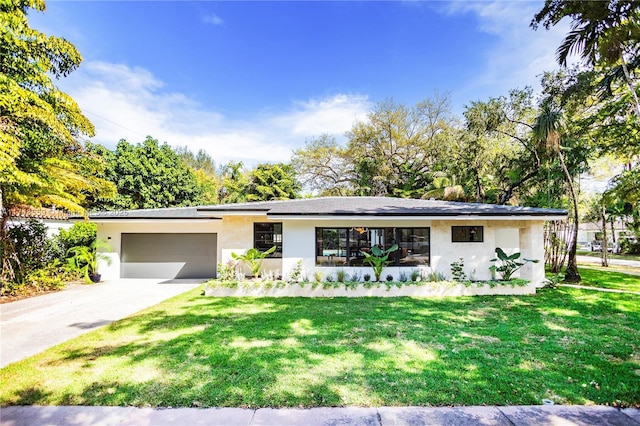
316, 227, 429, 266
452, 226, 483, 242
254, 223, 282, 258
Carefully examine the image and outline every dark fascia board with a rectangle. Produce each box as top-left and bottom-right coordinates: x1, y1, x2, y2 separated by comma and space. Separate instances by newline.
267, 211, 562, 217
197, 208, 270, 213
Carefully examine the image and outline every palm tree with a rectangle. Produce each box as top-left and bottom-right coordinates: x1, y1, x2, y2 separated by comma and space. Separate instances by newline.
532, 0, 640, 120
532, 103, 581, 282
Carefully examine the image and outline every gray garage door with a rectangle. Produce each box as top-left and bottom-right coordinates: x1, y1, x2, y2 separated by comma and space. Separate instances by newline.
121, 233, 217, 279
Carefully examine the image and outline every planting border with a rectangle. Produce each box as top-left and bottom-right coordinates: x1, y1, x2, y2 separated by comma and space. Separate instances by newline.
205, 280, 535, 297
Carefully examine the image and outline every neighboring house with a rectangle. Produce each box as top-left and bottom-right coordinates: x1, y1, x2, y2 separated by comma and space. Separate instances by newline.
7, 206, 72, 237
577, 220, 631, 252
84, 197, 566, 286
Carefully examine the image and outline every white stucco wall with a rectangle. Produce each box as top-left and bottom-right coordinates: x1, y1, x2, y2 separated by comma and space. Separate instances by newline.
219, 215, 283, 277
96, 215, 547, 286
281, 218, 546, 285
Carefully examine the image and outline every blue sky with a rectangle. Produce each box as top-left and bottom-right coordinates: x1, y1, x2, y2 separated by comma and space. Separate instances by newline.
30, 1, 570, 166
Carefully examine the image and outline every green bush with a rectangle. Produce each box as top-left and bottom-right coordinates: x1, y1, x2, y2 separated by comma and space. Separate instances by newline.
1, 220, 55, 284
55, 222, 97, 258
3, 262, 73, 296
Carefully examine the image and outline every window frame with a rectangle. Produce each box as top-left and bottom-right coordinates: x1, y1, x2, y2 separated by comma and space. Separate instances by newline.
315, 226, 430, 267
254, 222, 283, 258
451, 226, 484, 243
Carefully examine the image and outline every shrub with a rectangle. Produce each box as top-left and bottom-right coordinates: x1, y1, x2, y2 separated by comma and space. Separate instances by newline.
426, 270, 447, 282
410, 269, 421, 282
23, 264, 67, 292
314, 271, 322, 283
55, 222, 97, 259
217, 260, 238, 281
336, 269, 347, 282
289, 260, 303, 282
325, 274, 335, 282
450, 258, 466, 282
398, 271, 408, 282
350, 271, 362, 282
2, 219, 55, 284
385, 274, 394, 282
363, 273, 371, 282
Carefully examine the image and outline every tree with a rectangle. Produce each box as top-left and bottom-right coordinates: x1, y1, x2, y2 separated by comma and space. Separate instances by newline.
532, 103, 581, 282
532, 0, 640, 119
293, 95, 456, 198
346, 95, 454, 198
459, 89, 541, 204
88, 138, 202, 210
291, 134, 357, 196
175, 146, 220, 205
246, 163, 301, 201
1, 0, 114, 283
219, 161, 249, 204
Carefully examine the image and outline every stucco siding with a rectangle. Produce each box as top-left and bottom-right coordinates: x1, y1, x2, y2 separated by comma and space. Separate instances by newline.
278, 219, 546, 285
220, 215, 282, 276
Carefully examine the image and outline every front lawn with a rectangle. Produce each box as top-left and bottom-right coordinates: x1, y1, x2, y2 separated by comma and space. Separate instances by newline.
577, 267, 640, 293
1, 286, 639, 408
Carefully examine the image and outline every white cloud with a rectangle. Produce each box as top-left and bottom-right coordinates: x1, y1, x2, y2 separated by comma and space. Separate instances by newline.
60, 62, 370, 166
203, 13, 224, 26
443, 1, 575, 101
271, 94, 371, 137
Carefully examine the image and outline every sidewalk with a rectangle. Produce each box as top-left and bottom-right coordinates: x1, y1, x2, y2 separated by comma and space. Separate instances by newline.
1, 405, 639, 426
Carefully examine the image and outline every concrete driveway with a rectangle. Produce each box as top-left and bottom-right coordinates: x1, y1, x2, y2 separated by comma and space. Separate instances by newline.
0, 279, 203, 368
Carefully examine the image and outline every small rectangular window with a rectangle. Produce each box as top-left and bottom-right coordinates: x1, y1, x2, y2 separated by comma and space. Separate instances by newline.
254, 223, 282, 258
452, 226, 483, 242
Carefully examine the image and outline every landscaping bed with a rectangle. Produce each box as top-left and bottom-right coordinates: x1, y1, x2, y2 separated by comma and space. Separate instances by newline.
205, 279, 534, 297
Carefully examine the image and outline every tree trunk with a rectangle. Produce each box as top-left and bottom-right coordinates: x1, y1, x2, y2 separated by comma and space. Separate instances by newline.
621, 57, 640, 121
558, 152, 581, 282
601, 202, 609, 267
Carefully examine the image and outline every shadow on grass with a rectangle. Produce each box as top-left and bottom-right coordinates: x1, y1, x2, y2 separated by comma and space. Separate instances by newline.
2, 288, 639, 408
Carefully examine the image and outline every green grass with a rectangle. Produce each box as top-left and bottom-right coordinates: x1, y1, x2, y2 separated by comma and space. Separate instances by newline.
575, 267, 640, 293
1, 286, 639, 408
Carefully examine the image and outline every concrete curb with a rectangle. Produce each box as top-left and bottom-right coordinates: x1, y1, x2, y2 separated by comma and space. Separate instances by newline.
1, 405, 638, 426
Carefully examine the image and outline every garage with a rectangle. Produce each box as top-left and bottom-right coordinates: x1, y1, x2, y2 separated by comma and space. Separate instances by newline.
121, 233, 217, 279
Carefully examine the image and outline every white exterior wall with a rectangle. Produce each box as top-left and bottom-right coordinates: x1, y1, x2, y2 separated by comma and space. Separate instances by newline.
96, 215, 547, 286
219, 215, 283, 276
97, 220, 223, 280
281, 218, 546, 285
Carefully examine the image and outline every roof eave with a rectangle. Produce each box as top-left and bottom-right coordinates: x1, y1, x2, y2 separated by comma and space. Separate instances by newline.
267, 214, 568, 221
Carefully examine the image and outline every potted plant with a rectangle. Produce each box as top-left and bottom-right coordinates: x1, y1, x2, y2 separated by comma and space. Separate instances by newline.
67, 239, 112, 283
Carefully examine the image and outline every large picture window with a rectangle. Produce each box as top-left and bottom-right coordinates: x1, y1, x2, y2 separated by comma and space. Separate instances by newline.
316, 227, 430, 267
254, 222, 282, 258
452, 226, 483, 242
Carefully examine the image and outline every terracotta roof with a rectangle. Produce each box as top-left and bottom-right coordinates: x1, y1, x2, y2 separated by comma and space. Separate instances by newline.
8, 206, 69, 221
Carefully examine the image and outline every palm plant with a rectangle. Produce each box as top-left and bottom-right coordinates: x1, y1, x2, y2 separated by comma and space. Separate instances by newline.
361, 244, 398, 282
532, 103, 581, 282
66, 239, 112, 283
231, 246, 276, 278
532, 0, 640, 120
